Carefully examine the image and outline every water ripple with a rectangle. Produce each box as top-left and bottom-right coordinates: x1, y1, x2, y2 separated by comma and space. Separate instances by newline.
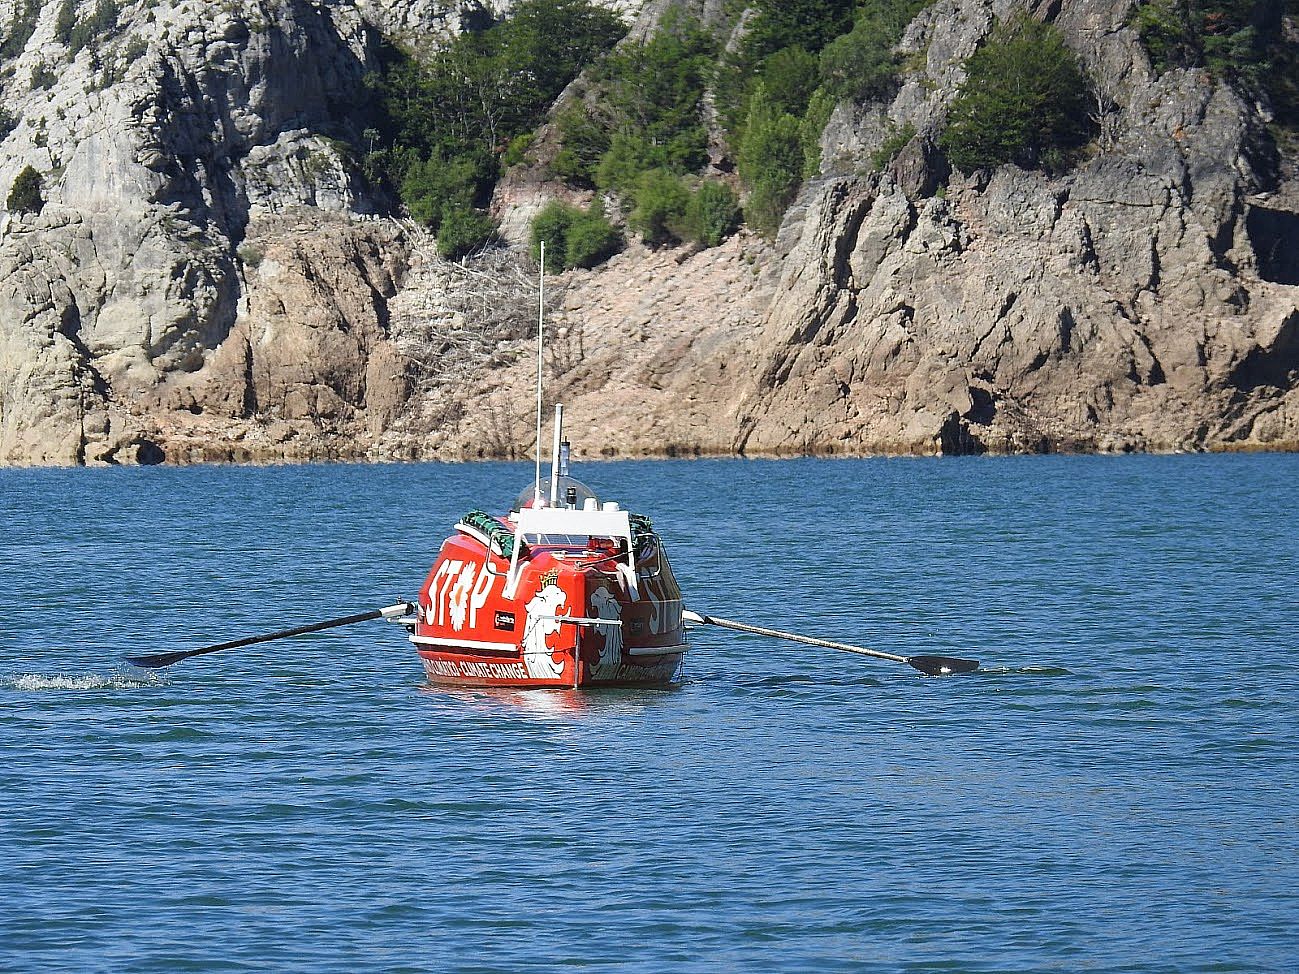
1, 455, 1297, 973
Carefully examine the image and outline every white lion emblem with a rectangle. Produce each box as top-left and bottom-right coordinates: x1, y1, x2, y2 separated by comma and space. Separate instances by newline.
589, 586, 623, 669
448, 562, 477, 632
522, 583, 567, 680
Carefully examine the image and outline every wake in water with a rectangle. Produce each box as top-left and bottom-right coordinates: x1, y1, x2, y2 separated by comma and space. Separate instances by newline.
977, 665, 1073, 677
2, 668, 169, 691
737, 672, 885, 689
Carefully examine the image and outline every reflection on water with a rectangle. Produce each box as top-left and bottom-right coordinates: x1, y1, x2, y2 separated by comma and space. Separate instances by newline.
416, 681, 682, 719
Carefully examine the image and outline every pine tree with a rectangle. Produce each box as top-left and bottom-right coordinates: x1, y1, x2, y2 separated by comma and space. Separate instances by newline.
738, 85, 804, 237
939, 16, 1094, 174
7, 165, 43, 215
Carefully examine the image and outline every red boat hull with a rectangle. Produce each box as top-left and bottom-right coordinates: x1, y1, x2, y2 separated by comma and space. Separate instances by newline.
412, 517, 686, 689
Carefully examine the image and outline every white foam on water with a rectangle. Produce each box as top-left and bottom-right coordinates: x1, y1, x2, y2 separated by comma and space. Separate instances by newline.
4, 670, 168, 691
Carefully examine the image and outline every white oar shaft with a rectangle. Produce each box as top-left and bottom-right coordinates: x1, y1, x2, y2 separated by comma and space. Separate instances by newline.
683, 610, 908, 664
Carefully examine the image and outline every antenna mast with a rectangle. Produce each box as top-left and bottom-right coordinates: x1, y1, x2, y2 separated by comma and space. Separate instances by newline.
533, 242, 545, 504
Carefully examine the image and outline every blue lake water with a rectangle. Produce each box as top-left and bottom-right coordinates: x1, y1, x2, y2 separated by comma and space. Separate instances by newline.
1, 455, 1296, 972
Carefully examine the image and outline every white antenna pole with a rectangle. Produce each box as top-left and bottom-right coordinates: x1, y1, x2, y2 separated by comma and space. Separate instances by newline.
533, 241, 545, 505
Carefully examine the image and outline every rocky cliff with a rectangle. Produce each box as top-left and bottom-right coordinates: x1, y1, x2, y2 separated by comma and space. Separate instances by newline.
737, 0, 1299, 455
0, 0, 1295, 466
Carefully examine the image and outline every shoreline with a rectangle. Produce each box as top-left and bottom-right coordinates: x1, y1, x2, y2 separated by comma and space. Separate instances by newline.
2, 440, 1297, 471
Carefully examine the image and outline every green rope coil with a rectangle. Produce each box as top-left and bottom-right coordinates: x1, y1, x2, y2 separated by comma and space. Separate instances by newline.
458, 509, 658, 561
459, 510, 523, 559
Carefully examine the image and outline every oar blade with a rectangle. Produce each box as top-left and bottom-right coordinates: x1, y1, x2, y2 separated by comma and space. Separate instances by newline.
127, 650, 192, 669
907, 654, 980, 676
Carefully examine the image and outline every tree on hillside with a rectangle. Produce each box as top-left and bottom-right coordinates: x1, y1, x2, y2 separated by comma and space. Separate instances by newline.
531, 200, 623, 271
368, 0, 626, 230
738, 85, 805, 237
628, 168, 692, 246
556, 11, 716, 191
716, 0, 855, 139
377, 0, 625, 166
8, 165, 44, 214
739, 0, 856, 65
715, 0, 928, 225
54, 0, 78, 46
819, 0, 929, 103
758, 46, 821, 119
1131, 0, 1299, 127
0, 0, 40, 60
939, 16, 1094, 174
685, 181, 741, 247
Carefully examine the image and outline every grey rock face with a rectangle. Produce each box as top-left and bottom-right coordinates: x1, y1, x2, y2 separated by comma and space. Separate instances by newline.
740, 0, 1299, 455
0, 0, 388, 463
0, 0, 1294, 466
0, 0, 649, 465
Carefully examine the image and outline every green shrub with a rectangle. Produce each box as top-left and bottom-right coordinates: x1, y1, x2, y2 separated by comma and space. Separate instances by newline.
557, 11, 715, 190
30, 62, 58, 90
564, 207, 623, 268
400, 150, 493, 230
236, 243, 264, 268
502, 132, 535, 168
738, 85, 805, 238
436, 203, 496, 259
595, 132, 670, 195
938, 16, 1094, 174
628, 169, 692, 247
531, 201, 576, 272
685, 181, 741, 247
121, 35, 147, 64
530, 200, 623, 270
551, 105, 609, 185
0, 108, 18, 142
745, 174, 801, 239
8, 165, 44, 215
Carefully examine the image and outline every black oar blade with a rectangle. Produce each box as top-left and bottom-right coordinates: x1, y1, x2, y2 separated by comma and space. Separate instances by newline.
127, 650, 191, 669
907, 655, 980, 676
